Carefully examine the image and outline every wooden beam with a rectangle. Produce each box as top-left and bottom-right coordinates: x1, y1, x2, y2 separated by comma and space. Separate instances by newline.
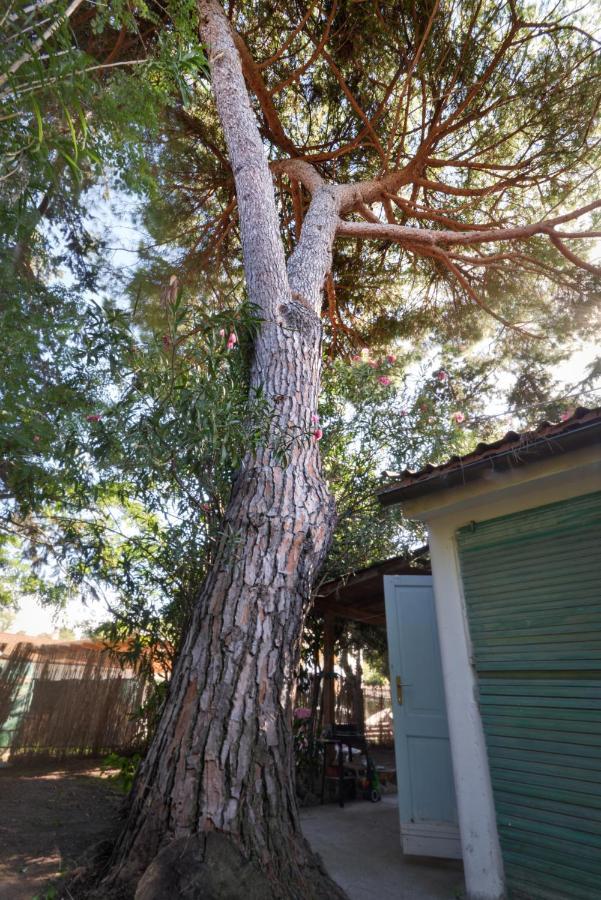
322, 612, 336, 728
312, 597, 386, 625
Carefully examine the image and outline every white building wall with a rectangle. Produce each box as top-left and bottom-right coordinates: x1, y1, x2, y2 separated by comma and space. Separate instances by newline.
403, 446, 601, 900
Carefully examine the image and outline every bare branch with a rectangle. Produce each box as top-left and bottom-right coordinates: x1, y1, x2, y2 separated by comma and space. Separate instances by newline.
198, 0, 291, 318
232, 30, 298, 155
0, 0, 86, 90
548, 231, 601, 275
336, 199, 601, 248
256, 2, 318, 70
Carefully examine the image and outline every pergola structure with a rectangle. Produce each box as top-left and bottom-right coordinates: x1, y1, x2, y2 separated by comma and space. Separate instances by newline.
311, 552, 429, 727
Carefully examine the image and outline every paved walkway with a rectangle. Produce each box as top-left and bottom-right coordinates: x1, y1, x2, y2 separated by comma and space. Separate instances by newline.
301, 795, 465, 900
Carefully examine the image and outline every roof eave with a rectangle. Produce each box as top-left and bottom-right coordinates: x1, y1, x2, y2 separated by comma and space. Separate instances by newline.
377, 419, 601, 508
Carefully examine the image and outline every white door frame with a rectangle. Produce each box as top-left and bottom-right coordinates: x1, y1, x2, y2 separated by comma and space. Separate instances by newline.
427, 524, 505, 900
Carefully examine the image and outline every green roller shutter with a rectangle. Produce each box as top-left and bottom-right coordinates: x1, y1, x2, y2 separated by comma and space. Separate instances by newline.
457, 490, 601, 900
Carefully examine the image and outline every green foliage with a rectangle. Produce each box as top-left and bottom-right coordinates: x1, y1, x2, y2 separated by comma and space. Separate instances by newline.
101, 751, 142, 794
32, 888, 59, 900
1, 288, 266, 670
318, 346, 495, 582
0, 608, 15, 631
78, 294, 266, 669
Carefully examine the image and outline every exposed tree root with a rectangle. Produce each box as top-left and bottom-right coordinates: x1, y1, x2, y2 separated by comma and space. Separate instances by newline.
66, 830, 347, 900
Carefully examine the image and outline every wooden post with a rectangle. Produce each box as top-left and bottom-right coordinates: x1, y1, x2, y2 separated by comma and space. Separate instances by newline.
354, 648, 365, 732
322, 612, 336, 729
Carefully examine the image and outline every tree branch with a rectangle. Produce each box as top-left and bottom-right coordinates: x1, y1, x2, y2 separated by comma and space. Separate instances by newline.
198, 0, 291, 319
336, 199, 601, 249
423, 244, 536, 335
256, 2, 318, 71
548, 231, 601, 276
270, 0, 337, 95
0, 0, 86, 90
232, 30, 298, 156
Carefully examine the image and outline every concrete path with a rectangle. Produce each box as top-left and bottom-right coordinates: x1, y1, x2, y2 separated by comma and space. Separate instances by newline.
301, 795, 465, 900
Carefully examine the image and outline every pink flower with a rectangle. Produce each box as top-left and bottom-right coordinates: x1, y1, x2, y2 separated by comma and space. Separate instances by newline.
294, 707, 312, 720
367, 359, 379, 368
200, 502, 211, 512
226, 332, 238, 350
360, 348, 370, 359
453, 411, 465, 424
311, 413, 320, 425
86, 414, 102, 423
218, 328, 226, 337
313, 428, 323, 441
378, 375, 392, 386
560, 408, 575, 422
386, 354, 397, 364
436, 370, 448, 382
351, 354, 361, 362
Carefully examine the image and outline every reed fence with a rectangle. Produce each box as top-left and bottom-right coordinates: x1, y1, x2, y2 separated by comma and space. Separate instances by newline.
0, 633, 148, 763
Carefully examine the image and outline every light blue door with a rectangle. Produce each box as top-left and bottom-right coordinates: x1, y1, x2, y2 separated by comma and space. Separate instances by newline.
384, 575, 461, 858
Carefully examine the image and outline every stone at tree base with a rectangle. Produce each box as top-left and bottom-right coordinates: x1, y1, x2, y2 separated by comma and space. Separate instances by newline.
132, 831, 346, 900
134, 833, 278, 900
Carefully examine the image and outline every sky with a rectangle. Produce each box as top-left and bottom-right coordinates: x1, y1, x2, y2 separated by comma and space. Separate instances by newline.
9, 593, 104, 638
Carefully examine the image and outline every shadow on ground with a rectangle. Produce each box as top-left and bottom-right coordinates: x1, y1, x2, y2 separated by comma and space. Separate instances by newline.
0, 759, 123, 900
1, 760, 465, 900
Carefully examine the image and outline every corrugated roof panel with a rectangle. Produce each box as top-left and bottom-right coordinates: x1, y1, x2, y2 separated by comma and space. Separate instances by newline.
378, 407, 601, 505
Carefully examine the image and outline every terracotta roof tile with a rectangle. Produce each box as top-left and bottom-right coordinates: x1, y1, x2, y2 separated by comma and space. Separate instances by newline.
378, 406, 601, 505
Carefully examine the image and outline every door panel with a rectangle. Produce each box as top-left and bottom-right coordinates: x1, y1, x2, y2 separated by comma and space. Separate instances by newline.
384, 574, 460, 858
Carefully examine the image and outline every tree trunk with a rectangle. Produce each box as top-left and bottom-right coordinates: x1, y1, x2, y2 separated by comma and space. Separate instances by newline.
100, 391, 339, 898
93, 2, 346, 897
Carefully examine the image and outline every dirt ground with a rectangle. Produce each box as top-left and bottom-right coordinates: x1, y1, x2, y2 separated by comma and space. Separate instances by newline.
0, 759, 123, 900
0, 749, 401, 900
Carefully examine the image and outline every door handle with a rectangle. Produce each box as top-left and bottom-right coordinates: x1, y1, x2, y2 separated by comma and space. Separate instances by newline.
396, 675, 411, 705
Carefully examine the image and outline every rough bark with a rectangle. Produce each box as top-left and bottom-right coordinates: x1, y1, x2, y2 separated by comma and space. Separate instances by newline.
94, 2, 345, 898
